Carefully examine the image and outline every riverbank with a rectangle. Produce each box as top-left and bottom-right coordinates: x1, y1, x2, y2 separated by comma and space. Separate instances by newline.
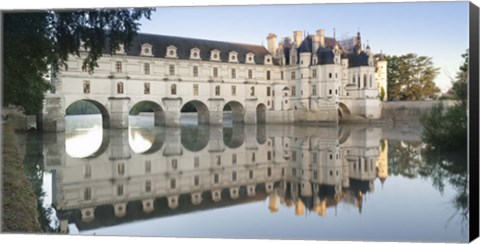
1, 122, 42, 232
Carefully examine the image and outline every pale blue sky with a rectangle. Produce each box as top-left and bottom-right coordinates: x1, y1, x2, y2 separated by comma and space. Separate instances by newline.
139, 2, 469, 92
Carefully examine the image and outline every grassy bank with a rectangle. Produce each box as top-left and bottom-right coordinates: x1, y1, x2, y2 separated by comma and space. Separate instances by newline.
1, 122, 42, 232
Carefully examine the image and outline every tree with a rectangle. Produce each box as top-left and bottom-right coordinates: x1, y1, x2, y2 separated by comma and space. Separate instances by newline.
451, 49, 468, 109
379, 87, 385, 101
3, 9, 154, 114
386, 53, 441, 100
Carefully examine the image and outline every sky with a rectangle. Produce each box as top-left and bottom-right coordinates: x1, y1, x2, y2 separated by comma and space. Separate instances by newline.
137, 2, 470, 93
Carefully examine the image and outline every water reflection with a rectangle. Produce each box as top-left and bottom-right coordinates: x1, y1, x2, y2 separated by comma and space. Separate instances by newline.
44, 121, 391, 234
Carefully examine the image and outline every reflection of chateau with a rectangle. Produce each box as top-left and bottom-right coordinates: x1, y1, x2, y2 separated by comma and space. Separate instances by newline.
43, 125, 388, 233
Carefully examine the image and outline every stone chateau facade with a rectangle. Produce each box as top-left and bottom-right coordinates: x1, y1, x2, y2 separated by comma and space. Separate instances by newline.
43, 29, 388, 131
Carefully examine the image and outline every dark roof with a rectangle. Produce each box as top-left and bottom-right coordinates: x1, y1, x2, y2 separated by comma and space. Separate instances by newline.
120, 33, 274, 65
346, 51, 370, 67
298, 36, 313, 53
316, 47, 335, 65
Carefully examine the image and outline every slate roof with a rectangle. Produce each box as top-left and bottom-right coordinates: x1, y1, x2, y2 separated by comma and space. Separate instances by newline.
118, 33, 274, 65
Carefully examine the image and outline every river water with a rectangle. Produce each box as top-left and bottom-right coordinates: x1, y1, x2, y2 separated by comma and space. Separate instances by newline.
14, 114, 468, 242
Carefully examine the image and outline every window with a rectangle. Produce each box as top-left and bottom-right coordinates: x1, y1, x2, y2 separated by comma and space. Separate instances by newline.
335, 89, 338, 94
145, 160, 151, 173
329, 73, 332, 78
267, 87, 271, 96
292, 151, 297, 161
370, 75, 373, 87
213, 67, 218, 78
169, 64, 175, 75
335, 73, 338, 79
267, 151, 272, 160
312, 85, 317, 95
215, 85, 220, 96
353, 76, 356, 84
266, 70, 271, 80
232, 153, 237, 164
249, 170, 254, 179
267, 167, 272, 177
251, 152, 256, 162
248, 69, 253, 79
291, 86, 296, 96
170, 179, 176, 189
231, 68, 236, 78
83, 80, 90, 94
117, 82, 124, 94
194, 156, 200, 168
117, 185, 124, 196
144, 82, 150, 94
231, 85, 236, 96
171, 84, 177, 95
214, 174, 219, 184
291, 72, 295, 80
313, 170, 318, 179
84, 188, 91, 200
115, 61, 122, 73
82, 65, 87, 72
329, 89, 332, 95
84, 165, 91, 179
193, 66, 198, 77
193, 84, 199, 95
118, 163, 125, 175
144, 63, 150, 75
171, 159, 178, 169
216, 155, 221, 166
313, 152, 318, 164
250, 86, 255, 96
312, 69, 317, 78
194, 175, 200, 186
329, 154, 333, 160
364, 74, 367, 87
281, 71, 284, 80
145, 181, 152, 192
232, 171, 237, 181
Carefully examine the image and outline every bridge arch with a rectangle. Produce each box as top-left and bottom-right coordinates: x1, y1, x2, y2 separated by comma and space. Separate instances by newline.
128, 127, 166, 154
338, 103, 351, 120
66, 99, 110, 129
181, 100, 209, 125
223, 100, 245, 124
256, 103, 267, 124
223, 124, 245, 149
130, 100, 165, 126
181, 125, 210, 152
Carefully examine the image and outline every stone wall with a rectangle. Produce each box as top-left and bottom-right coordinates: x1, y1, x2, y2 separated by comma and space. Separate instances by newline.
380, 100, 457, 124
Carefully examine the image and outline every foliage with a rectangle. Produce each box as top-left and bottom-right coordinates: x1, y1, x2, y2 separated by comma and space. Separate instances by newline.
3, 9, 154, 115
386, 53, 440, 100
451, 49, 468, 109
387, 140, 423, 178
379, 87, 385, 101
66, 100, 100, 115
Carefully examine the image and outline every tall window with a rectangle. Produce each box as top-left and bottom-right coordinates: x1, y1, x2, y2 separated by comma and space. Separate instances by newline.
117, 185, 124, 196
171, 84, 177, 95
118, 163, 125, 175
193, 66, 199, 77
312, 69, 317, 78
291, 86, 296, 96
171, 159, 178, 169
214, 174, 219, 184
231, 68, 236, 78
144, 82, 150, 94
248, 69, 253, 79
83, 80, 90, 94
231, 85, 236, 96
194, 156, 200, 168
169, 64, 175, 75
353, 76, 356, 84
266, 70, 271, 80
194, 175, 200, 186
249, 170, 254, 179
117, 82, 124, 94
267, 87, 271, 96
145, 160, 151, 173
145, 181, 152, 192
370, 75, 373, 87
170, 179, 176, 189
251, 152, 256, 162
281, 71, 284, 80
232, 154, 237, 164
144, 63, 150, 75
250, 86, 255, 96
215, 85, 220, 96
329, 73, 332, 78
291, 71, 295, 80
364, 74, 367, 87
312, 85, 317, 95
232, 171, 237, 181
267, 167, 272, 177
213, 67, 218, 77
216, 155, 221, 166
115, 61, 122, 73
84, 165, 91, 179
193, 84, 199, 95
84, 188, 91, 200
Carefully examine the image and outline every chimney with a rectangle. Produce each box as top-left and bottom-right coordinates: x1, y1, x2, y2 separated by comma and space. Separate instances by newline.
266, 33, 278, 56
293, 31, 302, 47
316, 29, 325, 47
313, 34, 320, 54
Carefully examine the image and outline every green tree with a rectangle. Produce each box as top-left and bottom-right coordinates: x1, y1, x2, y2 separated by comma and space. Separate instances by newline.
379, 87, 385, 101
451, 49, 468, 109
386, 53, 441, 100
3, 9, 153, 115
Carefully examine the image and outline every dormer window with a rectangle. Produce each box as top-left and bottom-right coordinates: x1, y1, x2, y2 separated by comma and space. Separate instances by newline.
141, 43, 153, 56
210, 49, 221, 61
229, 51, 238, 62
116, 44, 125, 54
246, 52, 255, 64
166, 45, 178, 58
264, 54, 273, 65
190, 47, 201, 60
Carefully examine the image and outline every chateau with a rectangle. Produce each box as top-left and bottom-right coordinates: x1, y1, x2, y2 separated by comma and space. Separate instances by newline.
43, 29, 388, 131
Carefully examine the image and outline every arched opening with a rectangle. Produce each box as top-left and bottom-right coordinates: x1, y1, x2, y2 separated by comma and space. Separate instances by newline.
65, 100, 109, 158
181, 125, 210, 152
256, 103, 267, 124
338, 103, 351, 120
129, 101, 165, 127
129, 127, 166, 154
256, 124, 267, 145
223, 101, 245, 125
223, 124, 245, 149
181, 100, 209, 125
